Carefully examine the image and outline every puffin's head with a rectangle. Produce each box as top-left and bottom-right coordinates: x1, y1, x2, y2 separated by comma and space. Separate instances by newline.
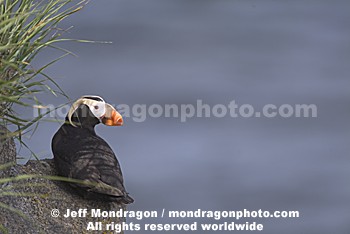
67, 95, 123, 127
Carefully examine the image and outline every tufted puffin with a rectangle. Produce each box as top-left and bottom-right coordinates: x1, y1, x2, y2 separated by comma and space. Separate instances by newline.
51, 95, 133, 204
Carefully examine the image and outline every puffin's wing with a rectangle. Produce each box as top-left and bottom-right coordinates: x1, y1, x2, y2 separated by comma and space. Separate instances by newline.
77, 179, 125, 197
70, 164, 126, 197
69, 170, 134, 203
68, 138, 134, 203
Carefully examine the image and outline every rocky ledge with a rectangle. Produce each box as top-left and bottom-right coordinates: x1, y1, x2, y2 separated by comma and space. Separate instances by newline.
0, 159, 125, 234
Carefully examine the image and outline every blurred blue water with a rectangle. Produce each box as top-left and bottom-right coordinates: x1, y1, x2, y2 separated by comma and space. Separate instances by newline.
16, 0, 350, 233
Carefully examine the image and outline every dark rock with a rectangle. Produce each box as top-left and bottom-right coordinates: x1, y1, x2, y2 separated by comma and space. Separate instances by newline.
0, 125, 16, 166
0, 159, 125, 234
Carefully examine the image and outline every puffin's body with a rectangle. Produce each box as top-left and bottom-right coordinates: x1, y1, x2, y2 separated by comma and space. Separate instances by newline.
51, 96, 133, 204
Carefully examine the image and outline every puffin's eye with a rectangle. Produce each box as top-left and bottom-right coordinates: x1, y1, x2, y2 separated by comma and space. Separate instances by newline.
94, 106, 99, 110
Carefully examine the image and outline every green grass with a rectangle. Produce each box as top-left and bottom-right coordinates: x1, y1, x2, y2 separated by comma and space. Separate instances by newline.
0, 0, 88, 146
0, 0, 89, 231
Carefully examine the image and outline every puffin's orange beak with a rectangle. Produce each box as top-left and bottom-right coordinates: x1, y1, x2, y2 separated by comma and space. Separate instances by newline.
101, 103, 123, 126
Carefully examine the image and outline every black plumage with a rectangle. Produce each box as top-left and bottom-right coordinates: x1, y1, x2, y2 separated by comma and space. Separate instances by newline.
52, 103, 133, 204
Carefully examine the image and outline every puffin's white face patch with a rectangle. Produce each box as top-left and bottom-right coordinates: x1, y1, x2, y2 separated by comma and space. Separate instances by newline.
88, 100, 106, 119
68, 95, 107, 127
